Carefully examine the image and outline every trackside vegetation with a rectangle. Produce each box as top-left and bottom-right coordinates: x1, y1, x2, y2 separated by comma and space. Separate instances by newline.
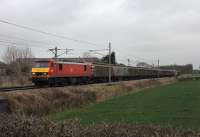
50, 80, 200, 129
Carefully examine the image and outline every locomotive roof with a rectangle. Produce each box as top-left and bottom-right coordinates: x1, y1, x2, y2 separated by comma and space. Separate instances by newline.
55, 61, 92, 65
33, 59, 92, 65
32, 57, 100, 63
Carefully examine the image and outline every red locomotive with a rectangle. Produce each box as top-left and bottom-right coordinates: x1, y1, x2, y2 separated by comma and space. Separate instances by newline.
32, 59, 94, 85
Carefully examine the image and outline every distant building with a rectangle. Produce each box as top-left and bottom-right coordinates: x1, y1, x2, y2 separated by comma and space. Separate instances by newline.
160, 64, 193, 74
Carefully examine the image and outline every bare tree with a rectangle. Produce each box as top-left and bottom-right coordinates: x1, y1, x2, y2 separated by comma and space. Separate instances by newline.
2, 46, 34, 85
2, 47, 34, 64
2, 47, 18, 64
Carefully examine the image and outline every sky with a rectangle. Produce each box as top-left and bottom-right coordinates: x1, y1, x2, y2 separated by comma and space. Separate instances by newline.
0, 0, 200, 68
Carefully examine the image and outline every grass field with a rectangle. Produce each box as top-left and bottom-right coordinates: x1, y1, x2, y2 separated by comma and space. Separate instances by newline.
50, 80, 200, 129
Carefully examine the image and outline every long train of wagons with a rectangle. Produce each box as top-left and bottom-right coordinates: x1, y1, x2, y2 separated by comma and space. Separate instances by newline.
31, 59, 176, 86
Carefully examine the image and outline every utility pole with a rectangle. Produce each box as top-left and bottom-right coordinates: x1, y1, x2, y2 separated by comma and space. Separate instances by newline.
49, 46, 73, 60
49, 46, 58, 61
109, 42, 112, 85
55, 46, 58, 58
88, 47, 111, 84
157, 59, 160, 78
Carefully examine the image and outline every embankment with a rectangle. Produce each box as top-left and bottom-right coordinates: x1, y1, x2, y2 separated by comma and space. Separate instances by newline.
0, 78, 175, 116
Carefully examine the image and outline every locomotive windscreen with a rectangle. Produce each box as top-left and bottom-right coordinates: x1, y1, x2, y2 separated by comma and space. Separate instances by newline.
34, 61, 49, 68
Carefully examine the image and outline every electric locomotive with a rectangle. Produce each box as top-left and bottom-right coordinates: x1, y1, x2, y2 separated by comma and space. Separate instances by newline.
32, 59, 93, 86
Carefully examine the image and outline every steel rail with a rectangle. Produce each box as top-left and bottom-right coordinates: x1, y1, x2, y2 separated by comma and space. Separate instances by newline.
0, 85, 36, 92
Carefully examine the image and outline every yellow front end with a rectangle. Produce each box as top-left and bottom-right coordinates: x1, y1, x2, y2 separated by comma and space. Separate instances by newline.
31, 68, 50, 85
32, 68, 49, 77
32, 68, 49, 73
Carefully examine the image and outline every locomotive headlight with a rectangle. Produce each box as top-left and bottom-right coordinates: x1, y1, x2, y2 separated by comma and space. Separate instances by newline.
43, 72, 48, 75
32, 72, 36, 75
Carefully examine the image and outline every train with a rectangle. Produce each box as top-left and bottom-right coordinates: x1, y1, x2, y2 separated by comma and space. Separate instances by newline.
31, 59, 177, 86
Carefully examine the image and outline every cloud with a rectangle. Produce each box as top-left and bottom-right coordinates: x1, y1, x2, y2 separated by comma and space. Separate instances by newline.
0, 0, 199, 68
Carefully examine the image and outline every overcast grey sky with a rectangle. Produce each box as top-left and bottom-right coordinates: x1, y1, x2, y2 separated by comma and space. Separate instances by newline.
0, 0, 200, 68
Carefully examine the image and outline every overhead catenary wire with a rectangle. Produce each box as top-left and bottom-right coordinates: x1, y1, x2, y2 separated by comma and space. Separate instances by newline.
0, 42, 34, 49
88, 48, 109, 57
0, 34, 89, 52
0, 43, 18, 48
0, 20, 114, 65
89, 51, 107, 56
0, 20, 170, 66
0, 19, 106, 47
0, 40, 47, 49
0, 33, 56, 47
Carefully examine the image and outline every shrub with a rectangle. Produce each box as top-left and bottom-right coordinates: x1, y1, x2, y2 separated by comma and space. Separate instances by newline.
0, 114, 198, 137
3, 89, 96, 116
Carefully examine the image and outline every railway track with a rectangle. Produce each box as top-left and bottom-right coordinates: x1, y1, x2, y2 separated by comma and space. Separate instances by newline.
0, 83, 111, 92
0, 85, 36, 92
0, 77, 172, 93
0, 82, 120, 92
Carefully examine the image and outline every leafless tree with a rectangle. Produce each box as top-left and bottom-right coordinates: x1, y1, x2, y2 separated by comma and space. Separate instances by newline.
2, 47, 34, 64
2, 46, 34, 85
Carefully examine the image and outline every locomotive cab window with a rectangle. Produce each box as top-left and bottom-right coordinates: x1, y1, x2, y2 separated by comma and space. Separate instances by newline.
84, 65, 87, 71
59, 64, 63, 70
34, 61, 49, 68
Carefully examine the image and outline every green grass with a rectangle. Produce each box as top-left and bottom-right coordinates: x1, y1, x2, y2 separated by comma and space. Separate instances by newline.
49, 80, 200, 129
